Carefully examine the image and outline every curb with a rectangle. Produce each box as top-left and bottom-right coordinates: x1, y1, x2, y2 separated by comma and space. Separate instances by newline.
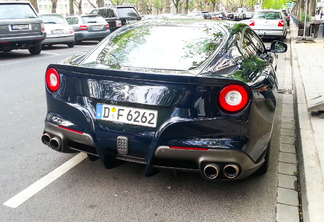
291, 24, 324, 222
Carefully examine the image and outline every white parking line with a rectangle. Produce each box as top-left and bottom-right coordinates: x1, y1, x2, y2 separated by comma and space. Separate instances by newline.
3, 152, 87, 208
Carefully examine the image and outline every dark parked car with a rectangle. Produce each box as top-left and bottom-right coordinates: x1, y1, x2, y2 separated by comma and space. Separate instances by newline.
41, 19, 287, 180
90, 6, 141, 32
66, 15, 110, 43
0, 1, 46, 54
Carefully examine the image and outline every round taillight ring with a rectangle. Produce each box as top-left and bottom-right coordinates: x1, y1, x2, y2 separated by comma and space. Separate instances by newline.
219, 84, 249, 113
46, 68, 60, 92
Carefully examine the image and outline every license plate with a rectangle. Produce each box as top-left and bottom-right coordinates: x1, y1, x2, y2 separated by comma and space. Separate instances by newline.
92, 25, 103, 30
96, 104, 158, 128
51, 29, 64, 35
11, 24, 29, 30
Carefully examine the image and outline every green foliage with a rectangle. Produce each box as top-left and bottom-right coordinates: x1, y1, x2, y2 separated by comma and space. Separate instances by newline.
301, 12, 311, 22
262, 0, 285, 9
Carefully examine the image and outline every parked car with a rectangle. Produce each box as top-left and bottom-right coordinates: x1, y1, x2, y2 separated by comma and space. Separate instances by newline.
282, 9, 290, 26
210, 12, 226, 20
66, 15, 110, 43
41, 19, 287, 180
248, 10, 287, 40
0, 1, 46, 54
90, 6, 141, 32
39, 14, 75, 48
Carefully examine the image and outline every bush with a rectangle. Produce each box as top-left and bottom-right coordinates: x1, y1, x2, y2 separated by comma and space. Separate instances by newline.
301, 12, 311, 22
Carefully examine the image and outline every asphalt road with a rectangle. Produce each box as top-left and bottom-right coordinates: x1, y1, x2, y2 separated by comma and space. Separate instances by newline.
0, 40, 286, 222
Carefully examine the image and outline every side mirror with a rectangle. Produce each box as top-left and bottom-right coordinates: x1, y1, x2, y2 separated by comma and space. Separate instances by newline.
270, 41, 287, 53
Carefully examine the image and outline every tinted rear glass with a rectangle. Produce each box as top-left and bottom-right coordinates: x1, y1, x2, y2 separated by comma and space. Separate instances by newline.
254, 11, 282, 19
40, 14, 67, 24
82, 23, 224, 71
82, 16, 106, 23
0, 4, 37, 19
116, 8, 140, 18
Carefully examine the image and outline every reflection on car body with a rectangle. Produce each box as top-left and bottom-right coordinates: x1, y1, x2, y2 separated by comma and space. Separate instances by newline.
41, 19, 287, 181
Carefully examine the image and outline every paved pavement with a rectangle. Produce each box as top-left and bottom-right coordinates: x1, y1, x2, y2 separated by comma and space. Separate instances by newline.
291, 21, 324, 222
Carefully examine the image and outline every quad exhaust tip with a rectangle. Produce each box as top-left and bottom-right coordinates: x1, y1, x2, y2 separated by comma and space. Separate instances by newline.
203, 163, 220, 180
41, 133, 61, 151
41, 133, 51, 146
223, 164, 240, 179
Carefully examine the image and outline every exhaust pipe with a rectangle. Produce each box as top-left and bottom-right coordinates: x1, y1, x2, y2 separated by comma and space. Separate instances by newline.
203, 163, 220, 180
41, 133, 51, 146
223, 164, 240, 179
49, 137, 61, 151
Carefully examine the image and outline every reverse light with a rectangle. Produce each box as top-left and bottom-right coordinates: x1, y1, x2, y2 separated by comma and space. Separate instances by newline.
46, 68, 60, 92
249, 20, 255, 26
218, 84, 249, 113
278, 20, 284, 27
79, 25, 88, 30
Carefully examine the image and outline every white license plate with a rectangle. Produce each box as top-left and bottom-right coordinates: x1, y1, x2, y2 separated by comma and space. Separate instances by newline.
10, 24, 29, 30
51, 29, 64, 35
92, 25, 103, 30
96, 104, 158, 128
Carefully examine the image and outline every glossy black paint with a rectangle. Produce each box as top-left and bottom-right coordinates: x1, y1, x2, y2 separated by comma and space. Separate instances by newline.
42, 19, 283, 180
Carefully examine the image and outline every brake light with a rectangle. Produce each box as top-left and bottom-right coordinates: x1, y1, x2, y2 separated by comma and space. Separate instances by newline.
79, 25, 88, 30
278, 20, 284, 27
106, 24, 110, 29
116, 20, 122, 27
69, 27, 74, 34
46, 68, 60, 92
41, 23, 45, 32
218, 84, 249, 113
249, 20, 255, 26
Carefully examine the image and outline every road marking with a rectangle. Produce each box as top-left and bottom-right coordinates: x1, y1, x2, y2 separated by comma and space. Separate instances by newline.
3, 152, 87, 208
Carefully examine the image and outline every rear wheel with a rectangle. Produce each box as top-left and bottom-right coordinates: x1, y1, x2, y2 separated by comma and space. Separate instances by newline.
67, 42, 75, 48
28, 43, 42, 55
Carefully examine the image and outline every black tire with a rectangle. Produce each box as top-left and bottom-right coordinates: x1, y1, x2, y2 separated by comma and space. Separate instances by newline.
28, 43, 41, 55
254, 143, 270, 175
87, 154, 99, 162
67, 42, 75, 48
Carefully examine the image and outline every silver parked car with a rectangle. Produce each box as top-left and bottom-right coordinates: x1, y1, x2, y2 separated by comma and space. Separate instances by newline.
39, 14, 75, 48
66, 15, 110, 43
248, 10, 287, 40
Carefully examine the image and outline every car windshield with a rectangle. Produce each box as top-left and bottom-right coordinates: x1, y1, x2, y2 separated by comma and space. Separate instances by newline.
116, 8, 140, 18
82, 16, 106, 23
0, 4, 37, 19
40, 14, 67, 24
82, 23, 224, 71
254, 11, 282, 20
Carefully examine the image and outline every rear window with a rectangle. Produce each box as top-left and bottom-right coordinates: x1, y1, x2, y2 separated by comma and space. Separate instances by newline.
82, 23, 224, 71
116, 7, 140, 18
0, 4, 37, 19
81, 16, 106, 24
40, 14, 67, 24
254, 11, 282, 20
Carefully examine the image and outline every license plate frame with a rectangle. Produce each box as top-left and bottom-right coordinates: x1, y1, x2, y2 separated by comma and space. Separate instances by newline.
96, 104, 158, 128
10, 24, 30, 31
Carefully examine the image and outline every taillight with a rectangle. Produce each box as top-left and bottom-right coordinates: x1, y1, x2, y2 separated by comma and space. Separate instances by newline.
278, 20, 284, 27
106, 24, 110, 29
218, 84, 249, 113
249, 20, 255, 26
41, 23, 45, 32
79, 25, 88, 30
69, 27, 74, 34
287, 16, 290, 19
116, 20, 122, 27
46, 68, 60, 92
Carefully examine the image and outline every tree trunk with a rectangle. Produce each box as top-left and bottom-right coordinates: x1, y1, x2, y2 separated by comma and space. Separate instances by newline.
182, 0, 188, 14
163, 0, 171, 13
309, 0, 316, 16
78, 0, 82, 15
137, 0, 145, 15
51, 0, 58, 13
29, 0, 39, 12
69, 0, 74, 15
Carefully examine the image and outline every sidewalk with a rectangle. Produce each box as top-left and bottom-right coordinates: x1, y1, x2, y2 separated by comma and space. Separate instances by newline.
291, 22, 324, 222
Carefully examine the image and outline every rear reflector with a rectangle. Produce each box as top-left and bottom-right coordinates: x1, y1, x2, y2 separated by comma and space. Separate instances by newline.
170, 146, 208, 151
218, 84, 249, 113
58, 126, 83, 134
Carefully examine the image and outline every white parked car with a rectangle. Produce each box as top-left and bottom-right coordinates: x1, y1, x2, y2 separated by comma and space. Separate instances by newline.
248, 10, 287, 40
39, 14, 75, 48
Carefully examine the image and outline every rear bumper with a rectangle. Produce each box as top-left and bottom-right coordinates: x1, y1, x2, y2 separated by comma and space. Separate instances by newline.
74, 30, 111, 41
0, 33, 46, 50
253, 29, 286, 38
42, 35, 75, 45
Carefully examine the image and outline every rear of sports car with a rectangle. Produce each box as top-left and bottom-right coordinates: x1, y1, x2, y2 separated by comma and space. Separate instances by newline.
42, 20, 277, 180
